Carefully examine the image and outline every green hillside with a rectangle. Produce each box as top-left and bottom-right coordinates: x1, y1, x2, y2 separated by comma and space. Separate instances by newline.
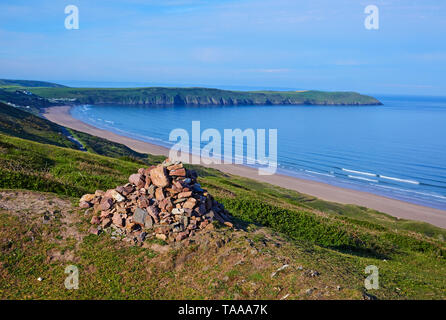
0, 132, 444, 299
0, 102, 155, 162
0, 79, 67, 88
0, 102, 77, 149
27, 87, 382, 106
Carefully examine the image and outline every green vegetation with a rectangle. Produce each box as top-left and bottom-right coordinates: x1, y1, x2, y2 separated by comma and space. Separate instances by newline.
0, 101, 160, 163
27, 87, 382, 106
0, 132, 444, 299
0, 89, 58, 114
0, 102, 77, 149
0, 79, 66, 88
67, 129, 158, 164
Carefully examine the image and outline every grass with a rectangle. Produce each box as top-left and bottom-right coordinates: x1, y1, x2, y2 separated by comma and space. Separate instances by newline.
25, 87, 382, 106
0, 101, 162, 164
0, 132, 445, 299
0, 79, 66, 88
0, 102, 77, 149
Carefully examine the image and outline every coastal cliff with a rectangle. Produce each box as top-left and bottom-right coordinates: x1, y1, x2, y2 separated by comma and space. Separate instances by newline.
26, 87, 382, 106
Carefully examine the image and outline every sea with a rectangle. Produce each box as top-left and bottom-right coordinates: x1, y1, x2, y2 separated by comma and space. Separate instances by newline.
70, 95, 446, 210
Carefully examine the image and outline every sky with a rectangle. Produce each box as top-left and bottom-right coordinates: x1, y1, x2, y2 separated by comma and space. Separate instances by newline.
0, 0, 445, 95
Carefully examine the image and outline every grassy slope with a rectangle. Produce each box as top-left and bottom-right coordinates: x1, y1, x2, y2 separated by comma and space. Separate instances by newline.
0, 133, 444, 299
27, 87, 382, 106
0, 102, 77, 149
0, 101, 157, 163
0, 79, 67, 88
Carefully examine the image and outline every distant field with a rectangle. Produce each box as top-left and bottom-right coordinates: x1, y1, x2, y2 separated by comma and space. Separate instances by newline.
26, 87, 382, 106
0, 78, 382, 107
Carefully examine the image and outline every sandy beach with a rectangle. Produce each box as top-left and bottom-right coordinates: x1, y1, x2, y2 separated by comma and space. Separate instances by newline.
43, 106, 446, 228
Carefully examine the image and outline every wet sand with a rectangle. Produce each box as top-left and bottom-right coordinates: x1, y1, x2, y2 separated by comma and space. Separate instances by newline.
43, 106, 446, 228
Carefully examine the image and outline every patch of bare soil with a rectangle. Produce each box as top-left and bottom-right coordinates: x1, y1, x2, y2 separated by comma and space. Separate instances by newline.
0, 190, 85, 261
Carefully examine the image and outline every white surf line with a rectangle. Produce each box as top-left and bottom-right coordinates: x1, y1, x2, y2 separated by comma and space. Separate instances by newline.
305, 170, 335, 177
348, 175, 379, 183
378, 175, 420, 185
371, 184, 446, 200
342, 168, 377, 177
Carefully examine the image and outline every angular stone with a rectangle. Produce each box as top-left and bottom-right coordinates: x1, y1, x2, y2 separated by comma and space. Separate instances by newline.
147, 205, 160, 223
99, 197, 113, 211
95, 190, 105, 197
110, 190, 125, 202
177, 191, 192, 198
144, 215, 154, 229
156, 233, 167, 241
89, 226, 101, 235
155, 187, 165, 201
167, 163, 183, 171
112, 213, 124, 227
169, 168, 186, 177
224, 221, 234, 228
137, 196, 150, 208
100, 210, 111, 218
90, 216, 101, 225
79, 201, 92, 209
144, 176, 152, 189
133, 207, 147, 225
147, 184, 156, 197
120, 184, 134, 196
183, 216, 189, 227
150, 166, 169, 187
175, 232, 188, 242
129, 173, 145, 189
183, 197, 197, 209
80, 193, 95, 203
173, 181, 183, 190
101, 218, 112, 228
172, 208, 185, 215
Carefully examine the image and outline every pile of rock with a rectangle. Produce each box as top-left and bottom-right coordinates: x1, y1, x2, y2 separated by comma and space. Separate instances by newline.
80, 159, 233, 243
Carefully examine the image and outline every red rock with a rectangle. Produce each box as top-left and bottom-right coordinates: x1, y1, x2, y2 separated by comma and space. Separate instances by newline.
183, 197, 197, 209
101, 218, 112, 228
89, 226, 101, 235
79, 201, 92, 209
100, 210, 111, 218
169, 168, 186, 177
224, 221, 234, 228
178, 191, 192, 198
155, 187, 165, 201
137, 196, 150, 208
90, 216, 101, 225
99, 197, 113, 211
144, 176, 152, 189
175, 232, 188, 242
147, 205, 160, 223
167, 163, 183, 171
129, 174, 145, 189
95, 190, 105, 197
173, 181, 183, 190
199, 220, 209, 229
112, 213, 124, 227
156, 234, 167, 241
149, 166, 169, 187
80, 193, 95, 203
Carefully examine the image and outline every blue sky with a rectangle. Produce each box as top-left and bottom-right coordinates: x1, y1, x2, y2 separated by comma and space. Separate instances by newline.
0, 0, 445, 95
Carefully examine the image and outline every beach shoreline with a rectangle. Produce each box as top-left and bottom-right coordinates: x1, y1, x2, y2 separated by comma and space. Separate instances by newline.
43, 105, 446, 228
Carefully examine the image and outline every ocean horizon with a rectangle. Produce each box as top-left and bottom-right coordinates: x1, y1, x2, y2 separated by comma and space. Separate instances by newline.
70, 94, 446, 211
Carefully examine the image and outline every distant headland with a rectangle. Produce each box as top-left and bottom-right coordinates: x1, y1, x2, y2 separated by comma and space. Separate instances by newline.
0, 79, 382, 107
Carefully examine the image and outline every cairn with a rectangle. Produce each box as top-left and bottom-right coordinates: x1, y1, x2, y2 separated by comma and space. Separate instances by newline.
80, 159, 233, 243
